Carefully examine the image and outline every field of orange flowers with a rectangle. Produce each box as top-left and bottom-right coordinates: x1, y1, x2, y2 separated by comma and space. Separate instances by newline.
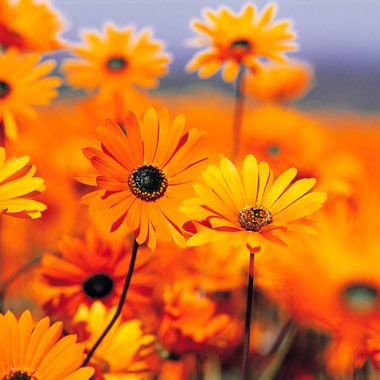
0, 1, 380, 379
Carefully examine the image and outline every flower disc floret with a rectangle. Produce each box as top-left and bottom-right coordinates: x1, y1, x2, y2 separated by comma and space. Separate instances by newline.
83, 273, 114, 299
238, 205, 272, 232
0, 80, 11, 99
128, 164, 168, 202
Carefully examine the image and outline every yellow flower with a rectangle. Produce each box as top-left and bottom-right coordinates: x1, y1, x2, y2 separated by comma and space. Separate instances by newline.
181, 154, 326, 253
186, 3, 297, 82
0, 147, 46, 219
0, 48, 61, 140
63, 23, 171, 101
74, 302, 157, 379
0, 0, 64, 52
0, 310, 94, 379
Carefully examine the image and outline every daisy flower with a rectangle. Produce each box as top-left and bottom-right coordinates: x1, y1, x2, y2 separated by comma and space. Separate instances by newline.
244, 60, 314, 103
0, 310, 94, 379
74, 302, 158, 379
0, 48, 61, 140
0, 0, 64, 52
158, 282, 232, 355
186, 3, 297, 82
40, 229, 154, 319
181, 154, 326, 253
63, 23, 171, 101
0, 147, 46, 219
256, 203, 380, 376
79, 107, 208, 250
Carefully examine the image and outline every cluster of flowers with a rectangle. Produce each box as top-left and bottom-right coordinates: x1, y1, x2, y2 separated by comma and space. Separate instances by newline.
0, 1, 379, 379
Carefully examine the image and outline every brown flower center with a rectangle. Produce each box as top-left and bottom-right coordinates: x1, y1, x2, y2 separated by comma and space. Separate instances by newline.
2, 371, 37, 380
128, 165, 168, 202
106, 56, 128, 72
0, 80, 11, 99
238, 205, 272, 232
83, 273, 114, 299
342, 284, 379, 314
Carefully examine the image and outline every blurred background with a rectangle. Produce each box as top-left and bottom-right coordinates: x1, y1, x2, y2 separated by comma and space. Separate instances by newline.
55, 0, 380, 111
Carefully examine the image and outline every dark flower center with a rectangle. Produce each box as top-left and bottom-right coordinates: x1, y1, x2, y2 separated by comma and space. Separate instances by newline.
0, 80, 11, 99
83, 273, 114, 299
231, 39, 251, 50
267, 144, 281, 156
128, 165, 168, 202
3, 371, 36, 380
238, 205, 273, 232
342, 284, 379, 314
106, 56, 128, 71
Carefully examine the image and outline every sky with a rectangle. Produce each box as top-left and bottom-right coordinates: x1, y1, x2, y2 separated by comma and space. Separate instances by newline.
54, 0, 380, 110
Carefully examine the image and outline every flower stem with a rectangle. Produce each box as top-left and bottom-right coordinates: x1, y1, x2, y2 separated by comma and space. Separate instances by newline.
232, 65, 246, 161
241, 252, 255, 380
196, 352, 204, 380
82, 239, 139, 366
0, 254, 42, 311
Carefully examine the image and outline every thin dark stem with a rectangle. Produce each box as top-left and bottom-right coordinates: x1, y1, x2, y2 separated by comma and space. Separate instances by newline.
196, 352, 204, 380
0, 255, 42, 295
267, 319, 293, 356
232, 65, 246, 161
82, 239, 139, 366
241, 252, 255, 380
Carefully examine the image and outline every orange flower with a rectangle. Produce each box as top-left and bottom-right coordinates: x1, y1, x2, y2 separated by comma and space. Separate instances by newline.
0, 0, 64, 52
0, 48, 61, 140
80, 107, 208, 250
74, 302, 158, 379
0, 146, 46, 218
239, 104, 328, 175
39, 229, 155, 319
0, 310, 94, 379
158, 282, 232, 354
256, 203, 380, 376
63, 23, 170, 101
181, 154, 326, 253
244, 60, 314, 102
186, 3, 297, 82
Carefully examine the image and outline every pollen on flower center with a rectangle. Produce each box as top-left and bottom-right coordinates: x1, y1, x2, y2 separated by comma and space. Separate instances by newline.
106, 56, 128, 71
3, 370, 37, 380
128, 165, 168, 202
238, 205, 273, 232
342, 284, 379, 314
0, 80, 11, 99
83, 273, 114, 299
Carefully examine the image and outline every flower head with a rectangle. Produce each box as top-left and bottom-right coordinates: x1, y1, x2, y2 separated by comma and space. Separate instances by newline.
186, 3, 297, 82
40, 229, 155, 319
0, 310, 94, 379
79, 107, 208, 250
181, 154, 326, 253
158, 282, 232, 354
244, 60, 313, 103
63, 24, 171, 101
0, 147, 46, 218
256, 202, 380, 376
0, 48, 61, 140
74, 302, 158, 379
0, 0, 64, 52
